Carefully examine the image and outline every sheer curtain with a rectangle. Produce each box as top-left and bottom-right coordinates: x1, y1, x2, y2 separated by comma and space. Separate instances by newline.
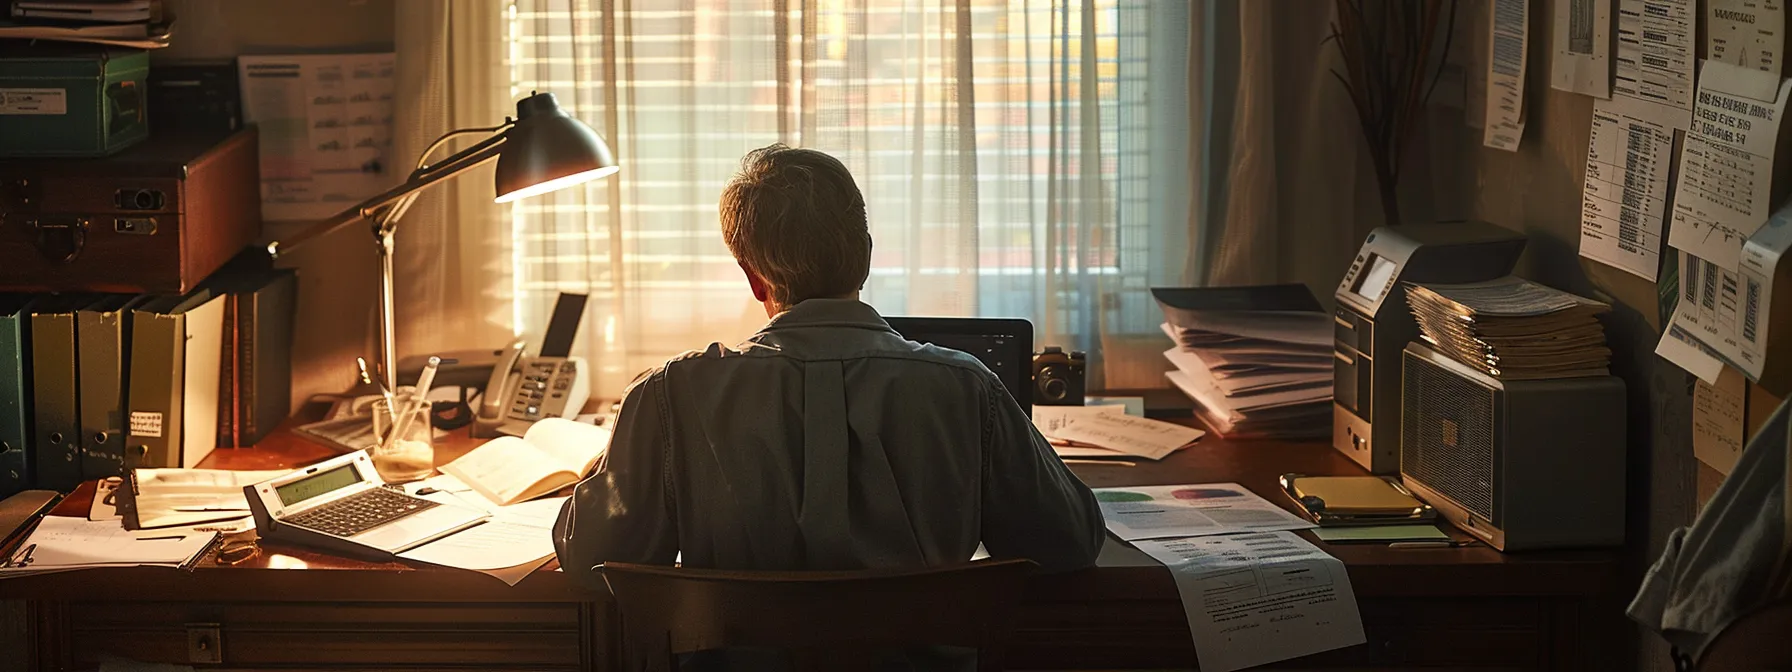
488, 0, 1189, 397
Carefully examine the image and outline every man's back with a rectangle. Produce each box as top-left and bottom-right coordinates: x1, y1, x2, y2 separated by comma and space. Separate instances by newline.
553, 299, 1106, 578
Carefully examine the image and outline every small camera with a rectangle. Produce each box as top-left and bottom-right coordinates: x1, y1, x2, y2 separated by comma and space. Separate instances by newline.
1032, 346, 1086, 406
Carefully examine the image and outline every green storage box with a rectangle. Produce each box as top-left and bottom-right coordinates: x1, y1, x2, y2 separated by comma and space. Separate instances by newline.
0, 45, 149, 157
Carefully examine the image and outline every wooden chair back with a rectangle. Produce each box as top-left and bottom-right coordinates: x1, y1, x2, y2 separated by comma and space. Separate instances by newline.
601, 558, 1036, 671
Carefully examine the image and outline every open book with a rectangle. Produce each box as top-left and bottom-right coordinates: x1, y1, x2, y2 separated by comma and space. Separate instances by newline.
439, 418, 613, 506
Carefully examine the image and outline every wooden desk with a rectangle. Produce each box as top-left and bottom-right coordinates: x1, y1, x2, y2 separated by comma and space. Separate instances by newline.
1, 409, 1625, 671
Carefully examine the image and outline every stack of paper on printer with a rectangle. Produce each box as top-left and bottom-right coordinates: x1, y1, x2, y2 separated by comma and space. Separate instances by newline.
1032, 405, 1204, 460
1153, 286, 1332, 438
1404, 276, 1612, 380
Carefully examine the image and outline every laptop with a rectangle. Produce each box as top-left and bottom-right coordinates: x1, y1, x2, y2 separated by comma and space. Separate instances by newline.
245, 451, 487, 558
885, 316, 1034, 413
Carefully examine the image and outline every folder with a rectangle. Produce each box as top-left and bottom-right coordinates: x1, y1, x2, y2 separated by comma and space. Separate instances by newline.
126, 290, 225, 470
214, 267, 296, 448
0, 296, 34, 499
30, 294, 103, 492
77, 295, 147, 481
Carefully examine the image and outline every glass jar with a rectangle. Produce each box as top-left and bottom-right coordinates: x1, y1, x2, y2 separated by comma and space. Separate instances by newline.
369, 395, 435, 483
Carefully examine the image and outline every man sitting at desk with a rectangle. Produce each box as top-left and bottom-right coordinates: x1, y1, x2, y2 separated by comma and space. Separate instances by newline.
553, 144, 1105, 580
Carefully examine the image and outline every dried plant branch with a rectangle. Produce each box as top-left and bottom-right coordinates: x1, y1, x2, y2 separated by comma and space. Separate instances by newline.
1328, 0, 1455, 228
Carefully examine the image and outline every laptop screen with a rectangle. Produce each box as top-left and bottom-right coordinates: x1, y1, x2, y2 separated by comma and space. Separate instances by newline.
885, 317, 1033, 413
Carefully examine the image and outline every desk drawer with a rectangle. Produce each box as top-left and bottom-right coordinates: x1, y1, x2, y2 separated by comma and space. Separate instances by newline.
1012, 596, 1569, 670
61, 601, 586, 671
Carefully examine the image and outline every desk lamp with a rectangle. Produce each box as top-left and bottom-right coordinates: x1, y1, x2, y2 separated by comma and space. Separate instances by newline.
267, 92, 618, 391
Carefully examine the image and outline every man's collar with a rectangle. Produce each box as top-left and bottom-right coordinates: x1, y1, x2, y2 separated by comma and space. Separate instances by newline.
757, 298, 897, 334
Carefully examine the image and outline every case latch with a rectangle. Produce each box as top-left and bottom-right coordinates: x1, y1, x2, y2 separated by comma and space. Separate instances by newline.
30, 217, 89, 263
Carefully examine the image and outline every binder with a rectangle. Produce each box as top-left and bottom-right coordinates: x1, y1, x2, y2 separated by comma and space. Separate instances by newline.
76, 295, 146, 480
0, 296, 34, 498
126, 290, 225, 470
215, 267, 296, 448
30, 295, 102, 492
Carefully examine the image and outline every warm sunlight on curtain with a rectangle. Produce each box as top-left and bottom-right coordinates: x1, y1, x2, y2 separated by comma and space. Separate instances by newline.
503, 0, 1189, 396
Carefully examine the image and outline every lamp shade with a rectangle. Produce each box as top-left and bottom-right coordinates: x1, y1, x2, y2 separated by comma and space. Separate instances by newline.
493, 92, 619, 203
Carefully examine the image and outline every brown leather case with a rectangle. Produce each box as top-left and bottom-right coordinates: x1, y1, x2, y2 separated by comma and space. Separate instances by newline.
0, 129, 262, 294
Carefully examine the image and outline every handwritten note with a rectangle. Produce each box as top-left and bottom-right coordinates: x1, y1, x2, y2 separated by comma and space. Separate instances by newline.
1485, 0, 1529, 150
1667, 61, 1791, 271
1693, 365, 1747, 475
1580, 95, 1676, 280
1552, 0, 1613, 97
1135, 531, 1366, 672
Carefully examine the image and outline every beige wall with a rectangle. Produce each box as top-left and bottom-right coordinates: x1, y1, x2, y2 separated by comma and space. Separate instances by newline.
159, 0, 396, 412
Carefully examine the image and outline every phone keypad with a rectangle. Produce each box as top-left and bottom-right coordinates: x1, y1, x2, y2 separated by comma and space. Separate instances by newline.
510, 360, 578, 421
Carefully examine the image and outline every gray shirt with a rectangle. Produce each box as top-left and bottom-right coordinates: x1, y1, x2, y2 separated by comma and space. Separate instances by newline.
552, 298, 1106, 582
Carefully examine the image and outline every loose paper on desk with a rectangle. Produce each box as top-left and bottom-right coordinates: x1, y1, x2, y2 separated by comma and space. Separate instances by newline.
1134, 531, 1366, 672
1092, 483, 1315, 541
1579, 94, 1676, 281
1673, 212, 1792, 378
1667, 61, 1792, 271
1615, 0, 1697, 126
397, 517, 558, 586
238, 53, 397, 222
1033, 405, 1134, 459
0, 516, 218, 578
1694, 365, 1748, 475
1485, 0, 1528, 150
1552, 0, 1613, 97
1707, 0, 1786, 97
1041, 412, 1204, 461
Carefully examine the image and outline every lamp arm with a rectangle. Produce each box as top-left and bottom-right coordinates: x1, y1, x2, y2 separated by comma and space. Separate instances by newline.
266, 129, 511, 258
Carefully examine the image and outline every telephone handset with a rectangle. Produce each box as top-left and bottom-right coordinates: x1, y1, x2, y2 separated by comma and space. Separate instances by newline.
472, 293, 592, 438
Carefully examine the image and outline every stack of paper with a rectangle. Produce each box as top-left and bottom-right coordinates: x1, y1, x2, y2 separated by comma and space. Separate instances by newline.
0, 1, 174, 48
1405, 276, 1612, 379
1153, 286, 1332, 439
1033, 405, 1205, 461
0, 515, 217, 578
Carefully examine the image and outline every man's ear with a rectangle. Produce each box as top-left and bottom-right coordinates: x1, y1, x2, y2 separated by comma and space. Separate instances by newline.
739, 260, 770, 303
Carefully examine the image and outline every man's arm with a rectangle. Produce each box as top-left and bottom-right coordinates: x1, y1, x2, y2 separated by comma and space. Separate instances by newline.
978, 376, 1107, 573
553, 369, 679, 587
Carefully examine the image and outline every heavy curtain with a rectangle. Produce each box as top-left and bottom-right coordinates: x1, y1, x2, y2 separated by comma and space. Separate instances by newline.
390, 0, 1192, 397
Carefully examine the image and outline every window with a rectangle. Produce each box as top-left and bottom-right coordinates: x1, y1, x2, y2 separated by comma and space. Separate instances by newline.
503, 0, 1187, 394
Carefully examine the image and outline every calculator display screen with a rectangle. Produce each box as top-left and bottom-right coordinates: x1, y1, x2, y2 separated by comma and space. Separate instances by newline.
276, 464, 362, 507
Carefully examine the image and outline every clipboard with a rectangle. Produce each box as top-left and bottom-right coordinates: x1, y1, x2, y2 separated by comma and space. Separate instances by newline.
1279, 473, 1436, 526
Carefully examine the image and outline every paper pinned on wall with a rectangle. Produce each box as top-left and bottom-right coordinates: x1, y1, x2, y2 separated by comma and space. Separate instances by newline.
1614, 0, 1698, 127
1134, 531, 1367, 672
1484, 0, 1529, 150
1666, 61, 1792, 271
1707, 0, 1786, 98
1659, 319, 1728, 383
1693, 364, 1748, 475
1579, 95, 1676, 281
1672, 211, 1792, 380
238, 53, 398, 222
1552, 0, 1614, 98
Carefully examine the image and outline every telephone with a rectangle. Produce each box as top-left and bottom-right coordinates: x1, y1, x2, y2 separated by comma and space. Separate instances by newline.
470, 292, 592, 438
473, 341, 590, 437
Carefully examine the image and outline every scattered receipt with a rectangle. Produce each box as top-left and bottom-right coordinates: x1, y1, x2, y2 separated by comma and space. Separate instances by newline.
1667, 60, 1792, 271
1707, 0, 1786, 94
1093, 483, 1315, 541
1135, 531, 1366, 672
1579, 95, 1676, 280
1484, 0, 1528, 150
1552, 0, 1613, 97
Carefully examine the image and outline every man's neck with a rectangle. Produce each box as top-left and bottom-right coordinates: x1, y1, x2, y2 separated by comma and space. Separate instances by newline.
765, 291, 861, 318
